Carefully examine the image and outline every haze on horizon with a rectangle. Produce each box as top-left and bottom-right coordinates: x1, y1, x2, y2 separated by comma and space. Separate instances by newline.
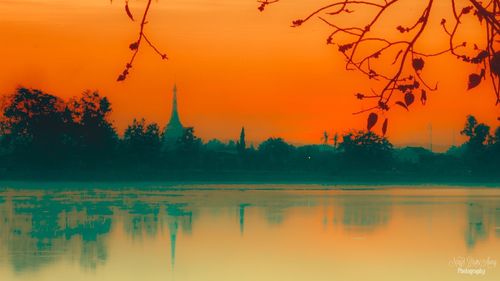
0, 0, 498, 151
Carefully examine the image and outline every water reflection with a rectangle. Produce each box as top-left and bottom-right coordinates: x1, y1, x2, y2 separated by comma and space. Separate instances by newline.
0, 185, 499, 280
239, 203, 250, 235
465, 201, 500, 249
332, 195, 392, 232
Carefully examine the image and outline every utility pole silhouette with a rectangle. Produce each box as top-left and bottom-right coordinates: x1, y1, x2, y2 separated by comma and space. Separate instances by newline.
452, 129, 456, 147
428, 123, 433, 152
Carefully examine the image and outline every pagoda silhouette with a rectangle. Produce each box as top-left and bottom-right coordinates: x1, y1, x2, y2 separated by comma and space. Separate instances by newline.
163, 84, 185, 147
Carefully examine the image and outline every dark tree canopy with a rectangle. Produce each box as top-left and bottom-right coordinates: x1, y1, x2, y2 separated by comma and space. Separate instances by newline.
338, 130, 393, 169
0, 88, 72, 165
68, 91, 118, 163
258, 137, 296, 169
123, 118, 162, 163
1, 88, 498, 180
458, 114, 497, 171
0, 88, 118, 168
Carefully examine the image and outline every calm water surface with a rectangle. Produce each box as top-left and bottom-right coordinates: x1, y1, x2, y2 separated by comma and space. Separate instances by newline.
0, 184, 499, 281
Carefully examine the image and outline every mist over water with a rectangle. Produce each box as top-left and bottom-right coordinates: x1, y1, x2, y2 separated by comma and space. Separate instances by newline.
0, 184, 499, 281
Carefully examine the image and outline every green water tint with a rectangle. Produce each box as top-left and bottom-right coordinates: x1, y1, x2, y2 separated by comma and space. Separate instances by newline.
0, 185, 499, 281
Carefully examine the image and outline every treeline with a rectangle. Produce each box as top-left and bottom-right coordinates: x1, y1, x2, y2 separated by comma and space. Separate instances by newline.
0, 88, 499, 181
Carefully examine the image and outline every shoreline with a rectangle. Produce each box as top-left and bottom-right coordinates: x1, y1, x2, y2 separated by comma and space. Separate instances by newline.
0, 178, 499, 190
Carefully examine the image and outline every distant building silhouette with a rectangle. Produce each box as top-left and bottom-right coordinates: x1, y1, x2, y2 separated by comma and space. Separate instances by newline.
163, 84, 184, 146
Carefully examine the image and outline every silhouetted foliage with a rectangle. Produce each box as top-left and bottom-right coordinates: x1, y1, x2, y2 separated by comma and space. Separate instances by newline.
338, 130, 393, 170
0, 88, 117, 169
68, 91, 118, 166
459, 114, 498, 174
0, 88, 498, 181
461, 115, 490, 148
0, 88, 73, 167
116, 0, 168, 81
111, 1, 498, 138
237, 127, 246, 155
172, 127, 202, 168
257, 138, 296, 169
259, 0, 500, 133
122, 118, 161, 166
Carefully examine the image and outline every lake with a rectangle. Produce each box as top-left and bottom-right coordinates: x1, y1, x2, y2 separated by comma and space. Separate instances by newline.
0, 184, 499, 280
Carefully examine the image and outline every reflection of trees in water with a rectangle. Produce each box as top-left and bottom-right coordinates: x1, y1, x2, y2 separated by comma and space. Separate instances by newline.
2, 189, 497, 273
464, 201, 500, 249
2, 196, 60, 272
0, 191, 195, 273
0, 194, 114, 272
263, 206, 286, 225
123, 202, 161, 239
332, 195, 392, 233
0, 189, 328, 273
497, 208, 500, 238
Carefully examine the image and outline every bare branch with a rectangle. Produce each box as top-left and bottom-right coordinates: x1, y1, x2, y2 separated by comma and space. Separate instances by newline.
259, 0, 499, 131
117, 0, 168, 82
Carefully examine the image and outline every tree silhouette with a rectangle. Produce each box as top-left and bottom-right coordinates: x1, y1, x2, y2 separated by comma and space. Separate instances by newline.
123, 118, 161, 164
489, 126, 500, 160
3, 87, 498, 179
338, 130, 393, 170
68, 91, 118, 164
173, 127, 202, 167
458, 115, 498, 173
332, 132, 339, 148
0, 88, 73, 167
461, 115, 491, 148
259, 0, 499, 132
258, 137, 295, 169
237, 127, 247, 155
322, 131, 330, 144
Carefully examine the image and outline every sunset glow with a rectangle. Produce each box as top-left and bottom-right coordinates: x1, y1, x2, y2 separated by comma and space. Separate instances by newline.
1, 0, 498, 150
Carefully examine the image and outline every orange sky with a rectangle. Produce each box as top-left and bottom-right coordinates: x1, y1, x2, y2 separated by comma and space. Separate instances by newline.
0, 0, 498, 150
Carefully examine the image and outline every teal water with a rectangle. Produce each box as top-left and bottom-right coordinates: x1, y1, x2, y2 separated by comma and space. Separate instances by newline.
0, 184, 499, 280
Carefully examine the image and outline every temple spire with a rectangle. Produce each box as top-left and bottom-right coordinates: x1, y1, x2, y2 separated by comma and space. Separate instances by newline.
169, 83, 181, 125
163, 83, 184, 146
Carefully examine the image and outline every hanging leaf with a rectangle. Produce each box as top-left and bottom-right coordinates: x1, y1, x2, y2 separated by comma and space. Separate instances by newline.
461, 6, 473, 14
412, 58, 425, 71
382, 118, 388, 136
129, 42, 139, 50
471, 50, 489, 64
367, 113, 378, 131
291, 19, 304, 27
467, 73, 482, 90
396, 25, 407, 33
404, 92, 415, 106
378, 101, 389, 111
395, 101, 409, 111
125, 1, 134, 21
491, 52, 500, 77
117, 68, 129, 82
117, 74, 126, 81
420, 89, 427, 105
